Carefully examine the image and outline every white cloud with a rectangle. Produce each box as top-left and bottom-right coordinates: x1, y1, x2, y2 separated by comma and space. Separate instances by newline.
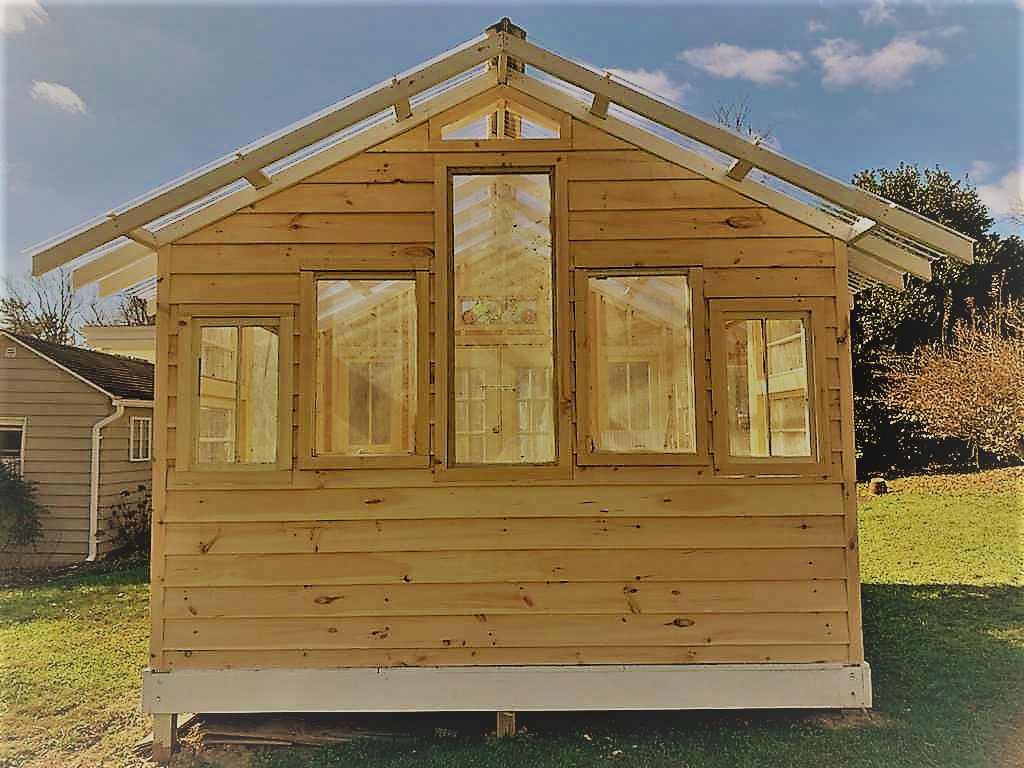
913, 25, 964, 40
606, 68, 691, 103
807, 20, 828, 34
0, 0, 48, 34
861, 0, 895, 25
968, 160, 994, 181
811, 36, 943, 90
677, 43, 805, 86
977, 165, 1024, 219
30, 80, 87, 113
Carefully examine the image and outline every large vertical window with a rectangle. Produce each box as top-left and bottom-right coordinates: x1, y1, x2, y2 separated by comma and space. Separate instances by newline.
314, 278, 417, 457
450, 172, 556, 465
196, 323, 279, 466
580, 273, 697, 457
723, 315, 813, 458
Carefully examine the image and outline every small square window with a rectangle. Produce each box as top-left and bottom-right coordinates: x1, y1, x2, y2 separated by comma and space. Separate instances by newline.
0, 420, 25, 475
129, 416, 152, 462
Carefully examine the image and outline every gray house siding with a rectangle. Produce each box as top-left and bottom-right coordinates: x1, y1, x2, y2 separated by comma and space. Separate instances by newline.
96, 405, 154, 558
0, 338, 153, 566
0, 344, 109, 565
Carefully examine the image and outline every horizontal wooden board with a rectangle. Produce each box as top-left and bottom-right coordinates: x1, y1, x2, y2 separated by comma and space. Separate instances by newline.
168, 274, 299, 304
164, 611, 848, 650
570, 209, 825, 240
570, 180, 759, 211
365, 124, 430, 152
163, 516, 845, 556
177, 213, 433, 245
162, 643, 852, 669
168, 243, 433, 274
703, 267, 836, 298
567, 150, 703, 181
571, 121, 636, 151
243, 183, 434, 214
305, 153, 436, 184
163, 580, 848, 619
571, 238, 835, 269
162, 548, 845, 587
164, 483, 845, 522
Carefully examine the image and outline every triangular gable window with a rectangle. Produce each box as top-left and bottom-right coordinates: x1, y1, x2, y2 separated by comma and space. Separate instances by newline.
439, 97, 561, 140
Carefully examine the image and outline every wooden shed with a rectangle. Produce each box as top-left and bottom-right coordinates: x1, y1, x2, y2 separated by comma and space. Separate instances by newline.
27, 20, 974, 758
0, 331, 154, 566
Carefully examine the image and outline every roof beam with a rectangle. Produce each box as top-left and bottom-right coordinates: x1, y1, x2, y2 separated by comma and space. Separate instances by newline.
30, 31, 503, 275
501, 34, 973, 263
70, 70, 499, 291
242, 168, 273, 189
726, 159, 755, 181
125, 226, 159, 250
589, 93, 610, 119
847, 217, 878, 245
393, 93, 413, 122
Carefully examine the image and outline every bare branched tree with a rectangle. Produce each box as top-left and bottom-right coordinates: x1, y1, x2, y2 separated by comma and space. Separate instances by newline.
0, 270, 107, 344
884, 285, 1024, 464
713, 96, 773, 146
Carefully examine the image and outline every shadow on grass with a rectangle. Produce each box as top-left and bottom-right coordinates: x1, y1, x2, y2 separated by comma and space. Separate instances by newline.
238, 584, 1022, 768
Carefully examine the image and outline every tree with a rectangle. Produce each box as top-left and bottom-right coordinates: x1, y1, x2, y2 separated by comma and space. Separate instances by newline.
849, 164, 1024, 473
883, 295, 1024, 464
1, 270, 153, 345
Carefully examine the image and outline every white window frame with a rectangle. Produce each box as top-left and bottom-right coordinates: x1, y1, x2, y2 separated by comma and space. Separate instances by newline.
129, 416, 152, 462
0, 417, 27, 476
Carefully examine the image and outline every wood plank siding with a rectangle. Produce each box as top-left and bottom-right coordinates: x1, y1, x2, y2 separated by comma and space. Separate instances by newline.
153, 97, 859, 673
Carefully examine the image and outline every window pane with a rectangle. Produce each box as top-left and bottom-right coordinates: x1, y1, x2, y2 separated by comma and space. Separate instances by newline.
586, 275, 696, 453
197, 325, 278, 465
315, 279, 416, 456
452, 173, 555, 464
724, 316, 811, 458
0, 426, 22, 473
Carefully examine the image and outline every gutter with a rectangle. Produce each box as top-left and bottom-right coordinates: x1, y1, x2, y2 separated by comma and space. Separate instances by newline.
88, 404, 125, 561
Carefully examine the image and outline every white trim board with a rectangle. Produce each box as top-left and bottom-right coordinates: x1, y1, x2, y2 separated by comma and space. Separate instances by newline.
143, 663, 872, 714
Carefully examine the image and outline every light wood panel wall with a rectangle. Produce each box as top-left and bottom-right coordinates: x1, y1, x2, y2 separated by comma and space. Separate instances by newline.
154, 99, 859, 674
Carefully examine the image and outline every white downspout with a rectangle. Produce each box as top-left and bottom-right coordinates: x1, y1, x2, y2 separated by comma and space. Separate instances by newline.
88, 404, 125, 561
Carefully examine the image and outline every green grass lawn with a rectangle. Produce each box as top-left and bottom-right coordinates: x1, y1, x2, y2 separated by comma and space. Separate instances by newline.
1, 469, 1021, 768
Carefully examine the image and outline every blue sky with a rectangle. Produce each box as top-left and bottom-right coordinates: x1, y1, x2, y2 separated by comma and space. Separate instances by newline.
3, 0, 1021, 283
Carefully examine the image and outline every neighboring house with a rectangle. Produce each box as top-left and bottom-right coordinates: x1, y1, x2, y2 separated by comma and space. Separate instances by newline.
82, 324, 157, 362
0, 330, 154, 566
25, 19, 975, 760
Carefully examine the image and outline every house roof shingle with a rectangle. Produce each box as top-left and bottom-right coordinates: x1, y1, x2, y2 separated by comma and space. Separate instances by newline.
3, 331, 154, 401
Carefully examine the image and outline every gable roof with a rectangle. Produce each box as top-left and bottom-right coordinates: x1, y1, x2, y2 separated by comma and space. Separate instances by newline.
29, 18, 974, 300
2, 330, 154, 402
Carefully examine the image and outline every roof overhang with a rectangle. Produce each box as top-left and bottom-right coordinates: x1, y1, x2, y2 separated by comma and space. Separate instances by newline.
28, 19, 974, 300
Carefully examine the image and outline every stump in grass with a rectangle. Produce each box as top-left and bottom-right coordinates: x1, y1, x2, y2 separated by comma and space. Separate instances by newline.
868, 477, 888, 495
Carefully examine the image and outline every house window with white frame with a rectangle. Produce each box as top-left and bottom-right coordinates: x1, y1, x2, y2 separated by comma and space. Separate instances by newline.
130, 416, 152, 462
0, 419, 26, 475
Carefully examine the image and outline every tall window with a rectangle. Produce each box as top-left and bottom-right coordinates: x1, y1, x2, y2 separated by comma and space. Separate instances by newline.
196, 323, 279, 465
314, 278, 417, 456
0, 419, 25, 475
582, 273, 697, 455
451, 172, 556, 464
724, 316, 812, 458
129, 416, 152, 462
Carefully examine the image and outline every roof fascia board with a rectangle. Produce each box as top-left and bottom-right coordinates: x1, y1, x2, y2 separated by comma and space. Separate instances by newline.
856, 234, 932, 281
80, 70, 500, 296
0, 330, 119, 401
502, 34, 974, 264
31, 31, 502, 276
848, 249, 906, 289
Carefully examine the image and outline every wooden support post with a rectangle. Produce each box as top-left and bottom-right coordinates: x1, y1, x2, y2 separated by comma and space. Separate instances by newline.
589, 92, 610, 119
152, 713, 178, 764
726, 158, 755, 181
242, 168, 272, 189
496, 711, 516, 737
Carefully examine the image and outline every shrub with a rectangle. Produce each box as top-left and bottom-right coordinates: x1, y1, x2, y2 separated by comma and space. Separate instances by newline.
0, 461, 44, 551
105, 484, 152, 555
